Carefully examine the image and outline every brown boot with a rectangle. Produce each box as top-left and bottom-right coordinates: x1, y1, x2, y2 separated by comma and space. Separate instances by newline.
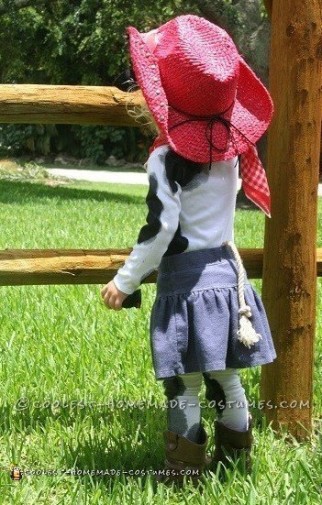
158, 425, 211, 485
212, 418, 253, 475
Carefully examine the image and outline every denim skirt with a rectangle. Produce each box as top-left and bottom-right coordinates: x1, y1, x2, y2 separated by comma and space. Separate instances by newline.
150, 245, 276, 380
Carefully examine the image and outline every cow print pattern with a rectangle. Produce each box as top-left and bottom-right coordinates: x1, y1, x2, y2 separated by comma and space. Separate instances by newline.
165, 149, 203, 189
137, 174, 163, 244
137, 150, 204, 256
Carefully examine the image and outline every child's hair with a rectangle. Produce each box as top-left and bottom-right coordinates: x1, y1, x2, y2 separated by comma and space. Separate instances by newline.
114, 67, 159, 137
126, 96, 159, 137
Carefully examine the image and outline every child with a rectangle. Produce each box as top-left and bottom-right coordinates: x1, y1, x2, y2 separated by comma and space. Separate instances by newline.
101, 15, 276, 482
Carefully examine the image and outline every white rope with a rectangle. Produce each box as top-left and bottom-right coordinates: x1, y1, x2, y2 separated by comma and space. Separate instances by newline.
224, 241, 262, 348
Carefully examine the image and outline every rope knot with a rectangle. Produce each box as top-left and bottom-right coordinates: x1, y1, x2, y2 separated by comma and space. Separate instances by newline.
237, 316, 262, 348
238, 305, 252, 318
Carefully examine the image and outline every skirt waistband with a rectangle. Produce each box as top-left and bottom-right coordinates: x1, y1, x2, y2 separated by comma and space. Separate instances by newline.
157, 245, 242, 296
159, 245, 234, 274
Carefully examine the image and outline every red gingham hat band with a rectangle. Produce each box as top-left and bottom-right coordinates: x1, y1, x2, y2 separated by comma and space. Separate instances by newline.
240, 145, 271, 217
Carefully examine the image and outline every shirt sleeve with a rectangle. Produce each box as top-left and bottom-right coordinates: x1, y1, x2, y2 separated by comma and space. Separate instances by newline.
113, 146, 182, 294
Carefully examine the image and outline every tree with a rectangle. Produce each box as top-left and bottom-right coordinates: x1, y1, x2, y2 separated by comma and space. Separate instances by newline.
0, 0, 43, 15
0, 1, 201, 161
0, 0, 273, 164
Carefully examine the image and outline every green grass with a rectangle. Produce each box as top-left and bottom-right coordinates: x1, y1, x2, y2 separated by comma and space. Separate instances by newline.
0, 177, 321, 504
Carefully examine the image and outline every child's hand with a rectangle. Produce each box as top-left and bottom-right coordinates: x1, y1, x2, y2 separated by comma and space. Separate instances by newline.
101, 281, 128, 310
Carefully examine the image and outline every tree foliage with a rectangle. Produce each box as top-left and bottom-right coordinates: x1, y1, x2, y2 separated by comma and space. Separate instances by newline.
0, 1, 199, 84
0, 0, 42, 15
0, 0, 201, 161
0, 0, 269, 162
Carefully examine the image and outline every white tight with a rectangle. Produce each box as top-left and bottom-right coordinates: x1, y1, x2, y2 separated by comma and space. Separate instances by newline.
163, 369, 249, 442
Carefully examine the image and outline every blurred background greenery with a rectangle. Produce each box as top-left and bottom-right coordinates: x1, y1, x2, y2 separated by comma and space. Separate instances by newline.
0, 0, 270, 164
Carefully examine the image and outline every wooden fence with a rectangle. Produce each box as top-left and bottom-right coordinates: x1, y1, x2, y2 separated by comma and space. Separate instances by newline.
0, 0, 321, 440
0, 248, 322, 286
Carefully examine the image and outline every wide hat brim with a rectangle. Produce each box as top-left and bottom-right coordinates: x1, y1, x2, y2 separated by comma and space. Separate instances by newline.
127, 22, 274, 163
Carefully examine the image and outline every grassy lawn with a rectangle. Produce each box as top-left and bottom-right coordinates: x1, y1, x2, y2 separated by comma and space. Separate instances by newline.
0, 175, 321, 504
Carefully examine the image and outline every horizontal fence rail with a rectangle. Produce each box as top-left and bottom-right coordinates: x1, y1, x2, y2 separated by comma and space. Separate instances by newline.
0, 85, 144, 125
0, 248, 321, 286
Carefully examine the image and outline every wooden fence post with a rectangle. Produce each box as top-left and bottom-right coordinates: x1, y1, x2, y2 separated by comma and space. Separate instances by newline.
260, 0, 322, 439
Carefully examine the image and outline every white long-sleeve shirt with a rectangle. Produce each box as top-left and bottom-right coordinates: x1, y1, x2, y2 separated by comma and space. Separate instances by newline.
113, 145, 239, 294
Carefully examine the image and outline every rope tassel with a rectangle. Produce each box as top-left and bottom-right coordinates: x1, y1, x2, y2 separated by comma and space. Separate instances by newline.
224, 241, 262, 348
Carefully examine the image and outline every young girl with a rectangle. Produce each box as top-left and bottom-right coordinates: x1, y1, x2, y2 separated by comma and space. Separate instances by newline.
101, 15, 276, 482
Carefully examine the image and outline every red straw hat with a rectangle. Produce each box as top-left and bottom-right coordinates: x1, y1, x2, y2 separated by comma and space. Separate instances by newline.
127, 15, 274, 216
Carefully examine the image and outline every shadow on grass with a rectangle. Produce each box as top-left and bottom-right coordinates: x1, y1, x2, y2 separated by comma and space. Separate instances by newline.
0, 403, 164, 489
0, 177, 261, 211
0, 179, 145, 206
72, 409, 205, 493
0, 401, 270, 492
43, 164, 145, 174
